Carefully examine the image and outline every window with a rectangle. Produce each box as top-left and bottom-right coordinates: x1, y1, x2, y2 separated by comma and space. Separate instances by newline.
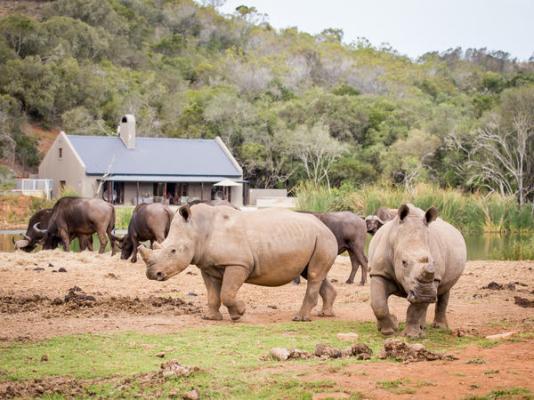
58, 147, 63, 158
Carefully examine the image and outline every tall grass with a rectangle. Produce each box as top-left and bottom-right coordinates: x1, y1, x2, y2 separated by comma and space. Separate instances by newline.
115, 206, 133, 230
295, 182, 534, 234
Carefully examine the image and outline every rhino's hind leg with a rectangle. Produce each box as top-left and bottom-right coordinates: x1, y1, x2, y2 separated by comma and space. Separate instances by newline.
293, 280, 321, 321
432, 290, 450, 329
201, 271, 223, 321
220, 266, 248, 321
318, 279, 337, 317
370, 276, 399, 335
404, 303, 429, 338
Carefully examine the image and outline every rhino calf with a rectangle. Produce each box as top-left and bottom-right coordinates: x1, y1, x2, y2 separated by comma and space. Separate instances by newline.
368, 204, 466, 338
138, 204, 338, 322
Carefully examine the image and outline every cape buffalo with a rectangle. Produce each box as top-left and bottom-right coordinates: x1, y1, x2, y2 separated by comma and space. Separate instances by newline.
33, 197, 116, 254
365, 208, 397, 235
113, 203, 175, 263
294, 211, 368, 285
139, 204, 338, 321
14, 208, 93, 252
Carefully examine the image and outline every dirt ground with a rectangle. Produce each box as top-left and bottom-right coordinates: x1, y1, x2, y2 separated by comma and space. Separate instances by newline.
1, 250, 533, 399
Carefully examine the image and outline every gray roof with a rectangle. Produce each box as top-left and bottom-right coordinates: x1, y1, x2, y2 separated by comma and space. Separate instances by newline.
67, 135, 241, 177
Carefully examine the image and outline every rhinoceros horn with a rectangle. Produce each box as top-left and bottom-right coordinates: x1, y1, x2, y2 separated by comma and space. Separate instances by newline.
419, 264, 435, 283
138, 245, 152, 263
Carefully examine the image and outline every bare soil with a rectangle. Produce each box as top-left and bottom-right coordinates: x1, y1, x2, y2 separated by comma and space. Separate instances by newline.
0, 250, 533, 399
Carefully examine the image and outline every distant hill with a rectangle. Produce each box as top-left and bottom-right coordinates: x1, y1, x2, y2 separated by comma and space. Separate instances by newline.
0, 0, 532, 195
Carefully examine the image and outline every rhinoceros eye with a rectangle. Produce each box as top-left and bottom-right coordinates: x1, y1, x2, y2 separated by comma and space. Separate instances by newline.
402, 260, 408, 268
170, 248, 176, 254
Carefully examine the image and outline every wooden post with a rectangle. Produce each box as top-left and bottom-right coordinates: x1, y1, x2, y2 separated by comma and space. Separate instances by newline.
163, 182, 167, 203
136, 181, 139, 205
201, 182, 204, 201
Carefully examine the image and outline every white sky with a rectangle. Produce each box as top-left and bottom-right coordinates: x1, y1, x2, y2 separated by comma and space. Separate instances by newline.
219, 0, 534, 60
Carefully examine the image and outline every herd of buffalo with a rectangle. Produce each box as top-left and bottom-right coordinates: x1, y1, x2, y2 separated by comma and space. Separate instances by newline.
13, 196, 466, 338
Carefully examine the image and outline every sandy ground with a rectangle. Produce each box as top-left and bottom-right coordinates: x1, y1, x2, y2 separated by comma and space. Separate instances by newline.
0, 250, 533, 399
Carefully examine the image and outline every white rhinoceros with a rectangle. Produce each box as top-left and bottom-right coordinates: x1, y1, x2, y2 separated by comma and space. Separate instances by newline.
138, 204, 338, 322
368, 203, 466, 338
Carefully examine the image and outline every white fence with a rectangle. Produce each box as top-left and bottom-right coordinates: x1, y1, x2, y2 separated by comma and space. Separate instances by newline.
13, 179, 53, 199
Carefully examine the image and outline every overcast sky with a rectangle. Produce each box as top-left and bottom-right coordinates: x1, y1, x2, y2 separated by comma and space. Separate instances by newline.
219, 0, 534, 60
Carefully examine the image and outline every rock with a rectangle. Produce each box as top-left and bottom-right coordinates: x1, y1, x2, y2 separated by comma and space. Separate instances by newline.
315, 344, 343, 359
51, 297, 63, 305
156, 352, 166, 358
288, 349, 312, 360
40, 354, 48, 362
485, 331, 517, 340
270, 347, 290, 361
183, 389, 200, 400
187, 292, 198, 297
105, 273, 118, 280
380, 338, 456, 363
514, 296, 534, 308
33, 268, 44, 272
336, 332, 359, 342
350, 344, 373, 360
58, 267, 67, 273
47, 263, 54, 268
267, 304, 278, 309
160, 360, 194, 378
482, 281, 503, 290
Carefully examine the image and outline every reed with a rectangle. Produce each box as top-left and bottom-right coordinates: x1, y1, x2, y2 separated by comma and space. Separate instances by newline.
295, 182, 534, 233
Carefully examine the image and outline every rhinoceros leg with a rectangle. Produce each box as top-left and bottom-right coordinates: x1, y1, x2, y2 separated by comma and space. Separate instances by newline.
220, 266, 248, 321
432, 290, 450, 329
318, 279, 337, 317
201, 271, 223, 321
293, 279, 322, 321
370, 276, 399, 335
404, 303, 429, 338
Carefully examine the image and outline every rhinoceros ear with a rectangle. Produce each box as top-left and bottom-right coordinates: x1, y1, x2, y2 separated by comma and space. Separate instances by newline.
179, 204, 191, 221
424, 207, 438, 225
398, 204, 410, 221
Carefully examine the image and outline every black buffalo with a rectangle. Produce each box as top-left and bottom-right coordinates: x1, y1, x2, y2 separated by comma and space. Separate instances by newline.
33, 197, 116, 254
14, 208, 93, 252
294, 211, 369, 285
113, 203, 174, 263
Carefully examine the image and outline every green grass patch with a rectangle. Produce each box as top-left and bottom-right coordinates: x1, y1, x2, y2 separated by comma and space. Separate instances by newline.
464, 387, 533, 400
0, 321, 488, 398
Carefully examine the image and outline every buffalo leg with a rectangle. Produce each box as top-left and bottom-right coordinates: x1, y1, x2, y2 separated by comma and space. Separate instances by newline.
220, 266, 248, 321
404, 303, 429, 338
58, 228, 70, 251
370, 276, 399, 335
97, 231, 108, 254
318, 279, 337, 317
201, 271, 223, 320
106, 225, 116, 256
432, 290, 450, 329
355, 248, 368, 286
130, 237, 139, 263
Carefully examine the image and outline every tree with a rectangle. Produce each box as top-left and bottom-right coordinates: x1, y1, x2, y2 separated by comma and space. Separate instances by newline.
289, 122, 346, 187
467, 116, 533, 205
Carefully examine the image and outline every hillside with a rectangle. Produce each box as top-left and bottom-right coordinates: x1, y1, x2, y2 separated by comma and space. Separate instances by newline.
0, 0, 533, 196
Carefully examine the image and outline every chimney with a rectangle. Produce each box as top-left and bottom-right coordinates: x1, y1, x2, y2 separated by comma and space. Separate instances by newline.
119, 114, 136, 149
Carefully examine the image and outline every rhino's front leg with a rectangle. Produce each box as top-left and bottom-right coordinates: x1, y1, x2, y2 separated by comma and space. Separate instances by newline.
221, 266, 249, 321
404, 303, 429, 338
201, 270, 223, 320
432, 290, 450, 329
370, 276, 399, 335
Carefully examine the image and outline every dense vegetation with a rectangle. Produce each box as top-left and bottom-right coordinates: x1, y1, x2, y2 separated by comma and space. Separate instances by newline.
0, 0, 533, 204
